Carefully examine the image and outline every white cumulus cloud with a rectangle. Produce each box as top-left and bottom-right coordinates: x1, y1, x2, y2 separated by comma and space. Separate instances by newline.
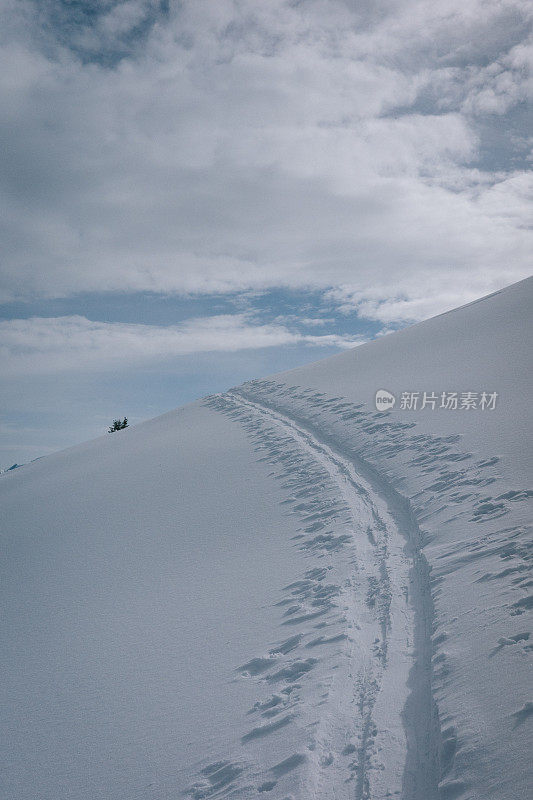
0, 0, 531, 320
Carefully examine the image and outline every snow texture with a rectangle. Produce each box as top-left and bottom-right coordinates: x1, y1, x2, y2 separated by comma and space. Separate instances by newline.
1, 278, 531, 799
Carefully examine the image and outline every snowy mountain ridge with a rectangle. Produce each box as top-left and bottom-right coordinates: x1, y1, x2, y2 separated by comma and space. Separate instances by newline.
1, 278, 531, 800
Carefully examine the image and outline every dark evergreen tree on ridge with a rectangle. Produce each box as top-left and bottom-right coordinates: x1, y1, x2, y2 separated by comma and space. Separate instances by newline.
108, 417, 128, 433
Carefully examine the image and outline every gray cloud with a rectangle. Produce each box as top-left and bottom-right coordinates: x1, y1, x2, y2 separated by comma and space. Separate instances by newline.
0, 0, 531, 319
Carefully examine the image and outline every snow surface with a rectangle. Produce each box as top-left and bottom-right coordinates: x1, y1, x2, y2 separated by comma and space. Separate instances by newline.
1, 278, 532, 799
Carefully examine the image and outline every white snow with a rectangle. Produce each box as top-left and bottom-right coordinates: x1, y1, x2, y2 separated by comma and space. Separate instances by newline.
1, 277, 531, 799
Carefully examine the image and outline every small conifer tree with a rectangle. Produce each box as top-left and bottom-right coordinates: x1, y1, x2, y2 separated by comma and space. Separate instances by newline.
108, 417, 128, 433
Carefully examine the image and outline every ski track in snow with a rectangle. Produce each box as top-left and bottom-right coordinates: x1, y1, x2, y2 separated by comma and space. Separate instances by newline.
187, 389, 440, 799
228, 380, 531, 800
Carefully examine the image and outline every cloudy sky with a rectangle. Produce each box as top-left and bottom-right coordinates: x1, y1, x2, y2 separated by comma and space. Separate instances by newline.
1, 0, 531, 467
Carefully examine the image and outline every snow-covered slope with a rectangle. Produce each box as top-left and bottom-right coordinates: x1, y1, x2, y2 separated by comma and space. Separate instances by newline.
1, 278, 531, 800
